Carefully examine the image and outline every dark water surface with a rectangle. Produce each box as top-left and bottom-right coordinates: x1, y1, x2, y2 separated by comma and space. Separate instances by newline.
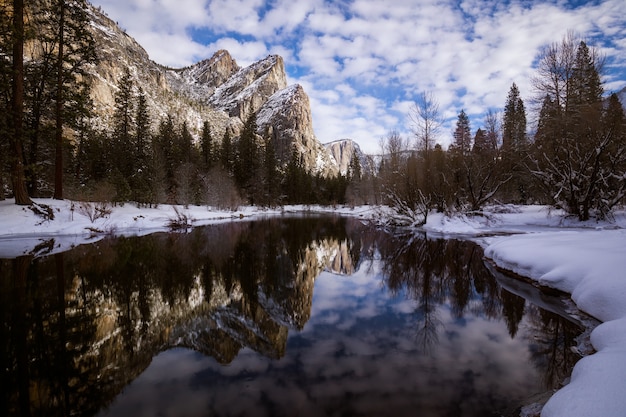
1, 216, 581, 417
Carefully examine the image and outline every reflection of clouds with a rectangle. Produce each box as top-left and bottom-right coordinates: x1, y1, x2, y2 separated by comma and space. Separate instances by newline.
102, 260, 549, 417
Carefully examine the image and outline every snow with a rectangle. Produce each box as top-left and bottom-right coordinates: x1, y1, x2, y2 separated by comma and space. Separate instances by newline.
2, 198, 626, 416
423, 205, 626, 417
0, 198, 373, 258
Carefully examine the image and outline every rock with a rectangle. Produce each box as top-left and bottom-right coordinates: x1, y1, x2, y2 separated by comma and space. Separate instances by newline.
258, 85, 338, 176
80, 4, 341, 176
325, 139, 375, 176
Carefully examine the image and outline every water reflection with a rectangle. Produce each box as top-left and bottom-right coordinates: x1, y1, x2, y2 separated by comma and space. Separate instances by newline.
0, 216, 581, 417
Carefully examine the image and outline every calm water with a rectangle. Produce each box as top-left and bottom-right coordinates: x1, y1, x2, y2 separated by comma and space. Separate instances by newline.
0, 216, 581, 417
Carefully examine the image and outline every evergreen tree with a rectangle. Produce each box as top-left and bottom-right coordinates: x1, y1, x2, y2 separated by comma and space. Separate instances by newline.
571, 41, 603, 107
284, 147, 309, 204
51, 0, 97, 199
8, 0, 31, 204
153, 116, 177, 201
234, 112, 260, 203
111, 68, 135, 181
220, 129, 233, 173
263, 136, 280, 206
178, 121, 194, 164
348, 151, 362, 181
502, 83, 527, 152
132, 87, 151, 204
135, 87, 150, 160
599, 93, 626, 214
23, 0, 57, 197
502, 83, 528, 202
530, 34, 620, 220
471, 128, 489, 155
200, 121, 214, 170
451, 110, 471, 155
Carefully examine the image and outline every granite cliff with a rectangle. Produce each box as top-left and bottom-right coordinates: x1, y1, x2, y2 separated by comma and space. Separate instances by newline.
86, 4, 340, 176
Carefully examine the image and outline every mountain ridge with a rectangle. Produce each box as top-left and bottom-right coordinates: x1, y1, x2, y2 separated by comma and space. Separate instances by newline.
85, 4, 350, 177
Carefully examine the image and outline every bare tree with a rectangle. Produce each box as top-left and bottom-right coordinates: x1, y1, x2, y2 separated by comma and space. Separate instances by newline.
530, 33, 620, 220
483, 109, 501, 151
410, 91, 442, 153
531, 31, 578, 113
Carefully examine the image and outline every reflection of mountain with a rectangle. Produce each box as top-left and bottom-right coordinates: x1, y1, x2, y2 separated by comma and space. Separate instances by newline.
0, 216, 365, 417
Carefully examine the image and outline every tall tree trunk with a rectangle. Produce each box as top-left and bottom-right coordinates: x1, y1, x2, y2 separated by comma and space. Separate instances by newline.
53, 0, 65, 200
10, 0, 32, 205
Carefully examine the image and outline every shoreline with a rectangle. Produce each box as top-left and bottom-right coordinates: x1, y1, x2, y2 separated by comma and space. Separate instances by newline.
488, 263, 601, 417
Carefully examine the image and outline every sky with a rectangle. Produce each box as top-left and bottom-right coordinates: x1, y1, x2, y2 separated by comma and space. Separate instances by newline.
90, 0, 626, 154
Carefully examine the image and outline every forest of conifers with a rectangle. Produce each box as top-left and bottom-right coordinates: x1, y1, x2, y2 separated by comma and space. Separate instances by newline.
1, 1, 625, 223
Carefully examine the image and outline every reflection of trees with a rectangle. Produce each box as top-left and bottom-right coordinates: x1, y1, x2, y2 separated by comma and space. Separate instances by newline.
0, 216, 365, 416
374, 231, 582, 389
500, 288, 525, 337
0, 254, 100, 417
376, 233, 501, 353
527, 307, 581, 388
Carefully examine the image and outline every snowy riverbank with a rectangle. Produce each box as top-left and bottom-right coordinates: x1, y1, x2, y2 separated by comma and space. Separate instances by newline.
1, 199, 625, 416
423, 206, 626, 417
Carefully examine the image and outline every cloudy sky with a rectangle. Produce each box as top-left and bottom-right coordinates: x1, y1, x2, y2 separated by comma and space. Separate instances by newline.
91, 0, 626, 154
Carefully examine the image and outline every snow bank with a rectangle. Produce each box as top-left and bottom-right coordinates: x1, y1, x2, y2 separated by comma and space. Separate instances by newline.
482, 227, 626, 417
0, 198, 375, 258
420, 206, 626, 416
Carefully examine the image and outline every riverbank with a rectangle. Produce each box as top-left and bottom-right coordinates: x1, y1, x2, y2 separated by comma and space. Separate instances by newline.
422, 206, 626, 417
1, 199, 626, 416
0, 198, 373, 258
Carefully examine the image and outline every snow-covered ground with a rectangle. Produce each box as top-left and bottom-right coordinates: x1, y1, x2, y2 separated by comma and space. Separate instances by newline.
0, 198, 373, 258
1, 199, 625, 417
424, 206, 626, 417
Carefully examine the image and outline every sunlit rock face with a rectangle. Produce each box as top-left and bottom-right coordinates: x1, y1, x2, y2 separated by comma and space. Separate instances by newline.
78, 5, 339, 175
325, 138, 378, 177
258, 84, 339, 175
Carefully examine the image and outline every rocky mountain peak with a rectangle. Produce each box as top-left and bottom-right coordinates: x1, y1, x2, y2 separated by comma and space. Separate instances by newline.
208, 54, 288, 119
325, 139, 373, 176
257, 84, 337, 176
84, 4, 340, 176
185, 49, 240, 88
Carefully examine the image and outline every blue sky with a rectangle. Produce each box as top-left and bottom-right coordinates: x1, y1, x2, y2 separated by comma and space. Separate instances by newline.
91, 0, 626, 154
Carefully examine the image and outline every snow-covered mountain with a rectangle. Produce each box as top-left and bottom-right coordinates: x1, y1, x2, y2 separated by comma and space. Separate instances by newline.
85, 4, 339, 176
324, 139, 376, 176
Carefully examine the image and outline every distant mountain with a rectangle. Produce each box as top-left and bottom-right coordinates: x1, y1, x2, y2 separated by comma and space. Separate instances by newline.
85, 4, 339, 176
324, 139, 375, 176
617, 86, 626, 110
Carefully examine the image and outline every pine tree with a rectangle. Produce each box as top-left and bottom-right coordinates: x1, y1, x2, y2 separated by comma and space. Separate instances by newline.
178, 121, 194, 164
263, 136, 280, 206
234, 112, 260, 203
502, 83, 528, 202
132, 87, 151, 204
571, 41, 603, 107
348, 151, 362, 181
51, 0, 97, 199
220, 129, 233, 173
451, 110, 471, 156
111, 68, 135, 181
153, 116, 177, 201
530, 34, 619, 220
471, 128, 489, 155
200, 121, 214, 170
502, 83, 527, 153
8, 0, 31, 204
